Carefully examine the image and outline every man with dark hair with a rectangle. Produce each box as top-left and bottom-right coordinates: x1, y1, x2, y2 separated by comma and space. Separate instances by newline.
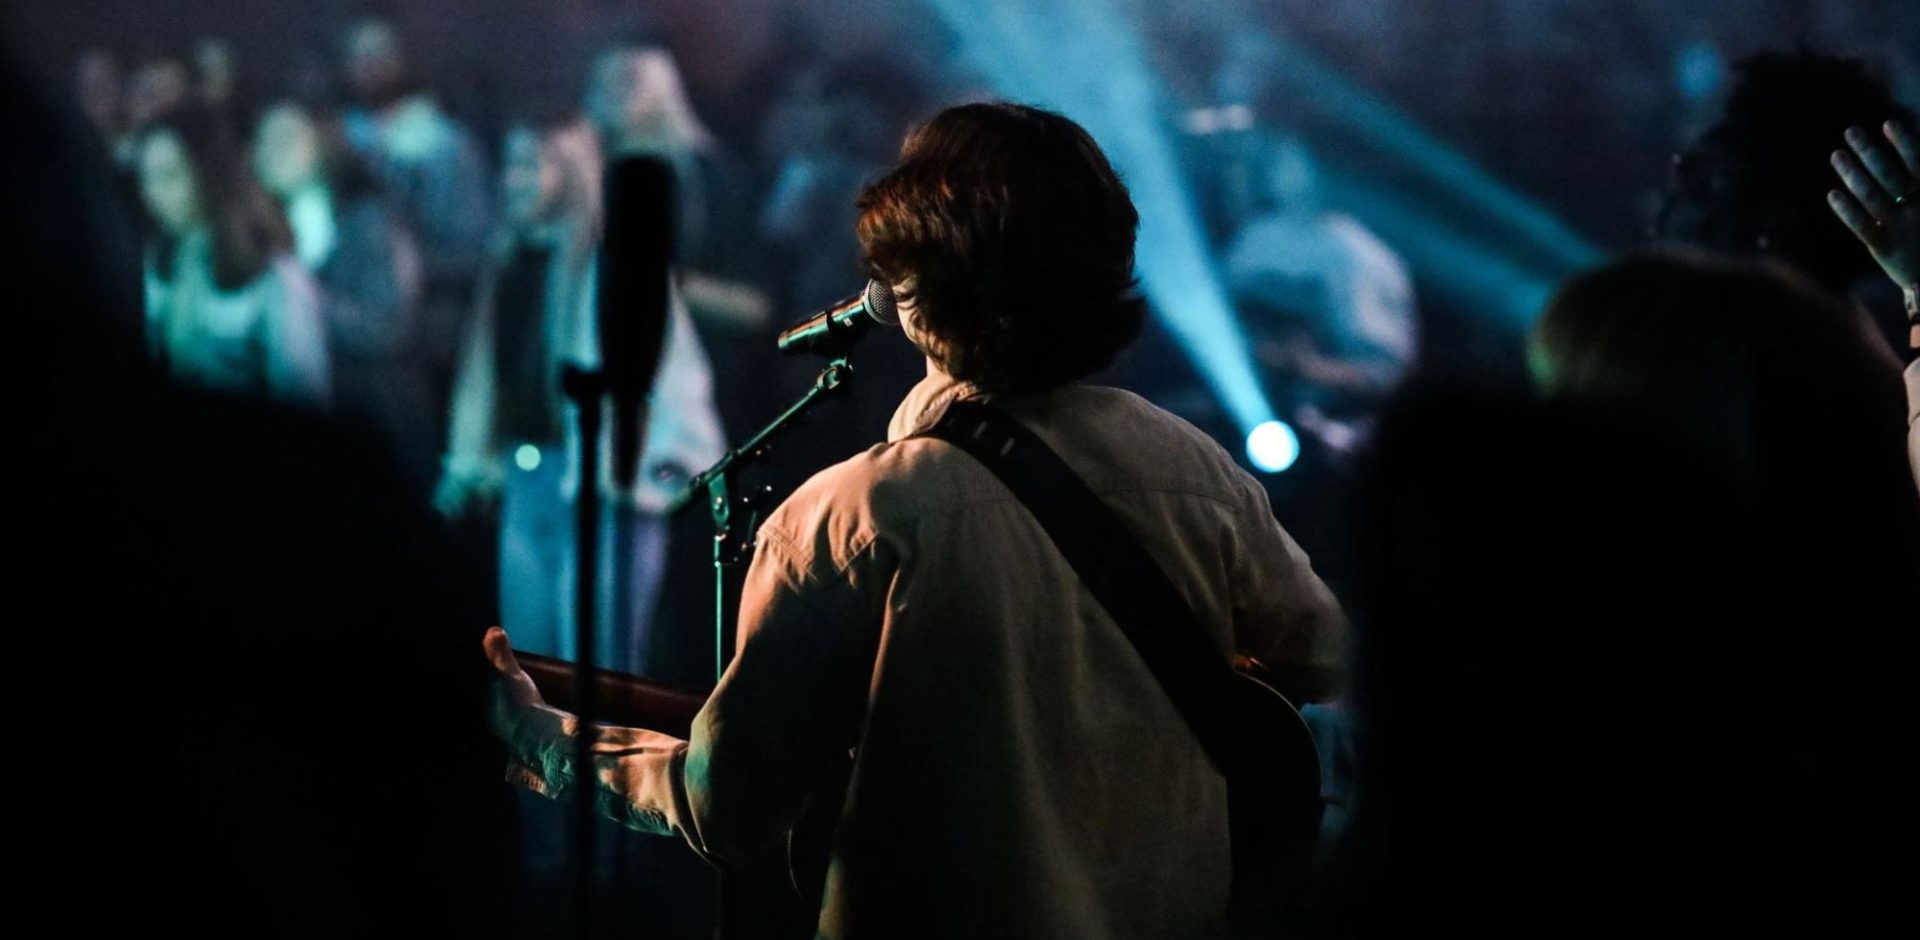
486, 102, 1345, 937
338, 14, 493, 439
854, 102, 1150, 393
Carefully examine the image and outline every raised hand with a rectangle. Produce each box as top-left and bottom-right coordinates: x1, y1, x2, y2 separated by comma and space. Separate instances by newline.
1828, 120, 1920, 292
483, 626, 545, 739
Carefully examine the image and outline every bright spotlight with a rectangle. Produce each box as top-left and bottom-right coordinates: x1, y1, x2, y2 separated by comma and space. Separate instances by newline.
1246, 420, 1299, 474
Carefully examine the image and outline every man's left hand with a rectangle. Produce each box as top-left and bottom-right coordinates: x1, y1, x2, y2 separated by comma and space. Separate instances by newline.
483, 626, 545, 740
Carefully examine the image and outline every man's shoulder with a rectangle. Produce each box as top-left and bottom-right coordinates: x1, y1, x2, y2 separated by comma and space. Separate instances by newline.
1064, 384, 1229, 447
771, 435, 972, 525
756, 385, 1274, 579
1043, 385, 1262, 496
752, 435, 974, 575
772, 385, 1258, 527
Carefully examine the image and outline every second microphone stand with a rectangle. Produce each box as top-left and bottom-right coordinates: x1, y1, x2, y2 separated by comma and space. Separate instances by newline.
682, 357, 854, 676
676, 356, 855, 939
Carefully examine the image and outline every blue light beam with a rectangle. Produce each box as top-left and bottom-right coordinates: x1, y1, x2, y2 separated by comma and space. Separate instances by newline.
923, 0, 1282, 438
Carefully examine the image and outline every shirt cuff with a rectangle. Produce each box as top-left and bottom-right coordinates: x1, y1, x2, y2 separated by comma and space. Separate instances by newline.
504, 704, 579, 799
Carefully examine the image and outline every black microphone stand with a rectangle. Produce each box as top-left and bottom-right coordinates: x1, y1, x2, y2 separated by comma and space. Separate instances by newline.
674, 355, 855, 938
560, 364, 607, 940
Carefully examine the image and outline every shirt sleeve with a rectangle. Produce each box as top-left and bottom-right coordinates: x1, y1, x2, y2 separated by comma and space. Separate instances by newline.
501, 520, 875, 867
1228, 479, 1348, 703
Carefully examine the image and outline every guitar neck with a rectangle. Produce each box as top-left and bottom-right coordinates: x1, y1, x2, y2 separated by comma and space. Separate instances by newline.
515, 651, 711, 739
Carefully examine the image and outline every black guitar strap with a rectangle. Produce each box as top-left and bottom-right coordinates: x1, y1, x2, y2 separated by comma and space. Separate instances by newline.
919, 399, 1247, 775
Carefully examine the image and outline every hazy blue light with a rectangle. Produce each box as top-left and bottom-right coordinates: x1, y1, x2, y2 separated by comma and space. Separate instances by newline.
1255, 34, 1602, 275
923, 0, 1280, 435
1675, 41, 1726, 103
1246, 420, 1300, 473
515, 444, 542, 472
1322, 173, 1561, 325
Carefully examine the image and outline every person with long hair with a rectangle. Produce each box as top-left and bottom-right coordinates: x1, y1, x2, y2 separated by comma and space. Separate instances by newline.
584, 37, 768, 332
584, 40, 714, 253
137, 106, 329, 406
254, 100, 434, 482
440, 116, 724, 676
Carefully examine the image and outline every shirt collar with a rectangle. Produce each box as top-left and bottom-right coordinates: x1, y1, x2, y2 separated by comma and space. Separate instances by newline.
886, 369, 984, 442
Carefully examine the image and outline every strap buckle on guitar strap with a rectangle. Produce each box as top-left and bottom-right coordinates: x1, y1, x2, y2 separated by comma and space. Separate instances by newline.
918, 399, 1248, 777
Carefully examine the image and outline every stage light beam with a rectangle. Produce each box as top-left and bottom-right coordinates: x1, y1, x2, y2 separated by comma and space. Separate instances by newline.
922, 0, 1286, 459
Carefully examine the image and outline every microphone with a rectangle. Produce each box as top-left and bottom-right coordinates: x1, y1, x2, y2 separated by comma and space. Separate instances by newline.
776, 280, 899, 356
597, 156, 676, 492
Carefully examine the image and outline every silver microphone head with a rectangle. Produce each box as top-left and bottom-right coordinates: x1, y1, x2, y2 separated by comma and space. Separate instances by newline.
862, 279, 899, 325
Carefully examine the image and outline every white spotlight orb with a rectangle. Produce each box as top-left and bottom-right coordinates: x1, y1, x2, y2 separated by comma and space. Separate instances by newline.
1246, 420, 1300, 474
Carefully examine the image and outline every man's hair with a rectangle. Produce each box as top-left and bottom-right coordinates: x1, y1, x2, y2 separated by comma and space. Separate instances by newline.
856, 102, 1144, 394
1656, 50, 1914, 293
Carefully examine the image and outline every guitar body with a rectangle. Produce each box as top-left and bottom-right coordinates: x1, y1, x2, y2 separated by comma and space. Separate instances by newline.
1224, 668, 1324, 913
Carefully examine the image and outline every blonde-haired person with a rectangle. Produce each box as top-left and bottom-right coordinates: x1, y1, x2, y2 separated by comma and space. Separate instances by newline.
584, 38, 768, 333
439, 115, 723, 676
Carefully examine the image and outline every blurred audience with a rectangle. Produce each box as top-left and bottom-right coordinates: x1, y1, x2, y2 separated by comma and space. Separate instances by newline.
339, 14, 494, 426
194, 36, 239, 113
757, 63, 898, 316
585, 36, 768, 334
748, 58, 929, 479
440, 115, 724, 675
136, 106, 330, 407
584, 40, 716, 261
255, 99, 436, 483
74, 46, 122, 147
11, 52, 511, 938
1221, 131, 1418, 457
125, 47, 194, 134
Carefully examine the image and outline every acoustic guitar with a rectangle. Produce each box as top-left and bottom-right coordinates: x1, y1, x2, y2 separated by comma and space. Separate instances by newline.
516, 652, 1323, 915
